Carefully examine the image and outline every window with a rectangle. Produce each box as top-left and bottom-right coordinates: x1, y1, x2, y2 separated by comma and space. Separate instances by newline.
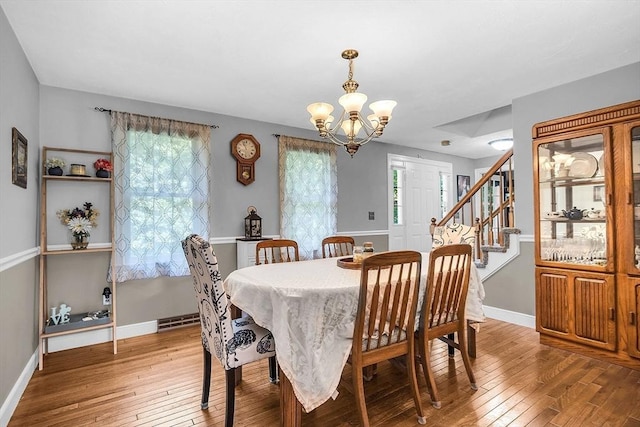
439, 171, 451, 218
393, 167, 404, 225
110, 112, 211, 281
279, 136, 337, 259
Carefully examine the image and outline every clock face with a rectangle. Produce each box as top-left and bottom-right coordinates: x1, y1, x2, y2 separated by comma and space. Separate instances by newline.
237, 138, 257, 160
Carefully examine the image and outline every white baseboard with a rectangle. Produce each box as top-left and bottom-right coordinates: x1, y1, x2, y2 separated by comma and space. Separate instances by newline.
0, 350, 38, 427
483, 305, 536, 328
47, 320, 158, 352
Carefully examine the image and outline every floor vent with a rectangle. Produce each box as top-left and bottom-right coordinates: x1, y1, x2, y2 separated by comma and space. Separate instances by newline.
157, 313, 200, 332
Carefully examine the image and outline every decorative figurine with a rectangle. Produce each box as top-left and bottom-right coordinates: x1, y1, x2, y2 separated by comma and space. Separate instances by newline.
49, 303, 71, 325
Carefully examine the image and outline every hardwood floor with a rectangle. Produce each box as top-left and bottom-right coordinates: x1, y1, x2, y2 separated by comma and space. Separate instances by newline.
9, 319, 640, 426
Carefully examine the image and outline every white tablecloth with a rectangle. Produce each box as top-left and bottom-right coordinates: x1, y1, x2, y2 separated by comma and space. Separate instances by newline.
223, 252, 485, 413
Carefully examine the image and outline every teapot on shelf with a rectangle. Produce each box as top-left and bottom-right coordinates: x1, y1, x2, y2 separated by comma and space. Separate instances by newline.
562, 207, 587, 220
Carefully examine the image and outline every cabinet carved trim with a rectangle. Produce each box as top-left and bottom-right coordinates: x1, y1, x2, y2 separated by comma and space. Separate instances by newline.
533, 100, 640, 138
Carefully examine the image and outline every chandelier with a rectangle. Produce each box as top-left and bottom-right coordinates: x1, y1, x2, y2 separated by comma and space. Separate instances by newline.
307, 49, 397, 157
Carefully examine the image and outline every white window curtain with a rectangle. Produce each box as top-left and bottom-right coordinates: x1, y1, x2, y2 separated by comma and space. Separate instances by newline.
279, 135, 337, 260
110, 111, 211, 282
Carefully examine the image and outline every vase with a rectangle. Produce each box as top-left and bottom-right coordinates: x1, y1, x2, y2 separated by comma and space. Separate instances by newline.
71, 234, 89, 250
48, 166, 63, 176
96, 169, 110, 178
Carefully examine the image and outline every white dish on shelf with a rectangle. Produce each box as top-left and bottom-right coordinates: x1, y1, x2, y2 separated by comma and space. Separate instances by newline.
597, 154, 605, 176
633, 144, 640, 173
568, 152, 598, 178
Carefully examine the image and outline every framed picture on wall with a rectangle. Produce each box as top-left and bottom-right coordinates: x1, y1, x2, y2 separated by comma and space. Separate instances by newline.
12, 127, 27, 189
457, 175, 470, 202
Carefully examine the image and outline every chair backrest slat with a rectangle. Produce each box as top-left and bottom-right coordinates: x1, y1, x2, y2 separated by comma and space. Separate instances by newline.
354, 250, 422, 355
256, 239, 299, 265
423, 244, 472, 331
321, 236, 355, 258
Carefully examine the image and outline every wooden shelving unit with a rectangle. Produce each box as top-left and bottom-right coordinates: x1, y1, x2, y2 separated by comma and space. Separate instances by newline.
38, 147, 117, 369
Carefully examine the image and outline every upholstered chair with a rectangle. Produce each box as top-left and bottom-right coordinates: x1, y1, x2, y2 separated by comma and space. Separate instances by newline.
182, 234, 277, 427
430, 221, 476, 248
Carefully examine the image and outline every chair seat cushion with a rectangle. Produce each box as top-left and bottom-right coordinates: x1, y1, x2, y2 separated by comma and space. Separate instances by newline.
226, 316, 276, 368
362, 326, 407, 350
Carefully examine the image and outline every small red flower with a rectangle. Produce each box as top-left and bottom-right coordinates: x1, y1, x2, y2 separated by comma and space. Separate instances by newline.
93, 158, 113, 172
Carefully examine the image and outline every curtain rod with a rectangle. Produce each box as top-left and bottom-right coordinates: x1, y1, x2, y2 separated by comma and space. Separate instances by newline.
94, 107, 219, 129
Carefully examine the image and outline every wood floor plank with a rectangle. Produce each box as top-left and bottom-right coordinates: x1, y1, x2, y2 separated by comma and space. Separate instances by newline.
8, 318, 640, 427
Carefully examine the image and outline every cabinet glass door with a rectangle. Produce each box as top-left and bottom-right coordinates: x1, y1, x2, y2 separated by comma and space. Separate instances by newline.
537, 132, 608, 269
631, 125, 640, 272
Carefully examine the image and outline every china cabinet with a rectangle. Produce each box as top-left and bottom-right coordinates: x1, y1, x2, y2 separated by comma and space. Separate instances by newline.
533, 100, 640, 368
38, 147, 117, 369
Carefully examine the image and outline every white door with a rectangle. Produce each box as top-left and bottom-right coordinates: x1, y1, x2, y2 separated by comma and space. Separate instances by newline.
389, 155, 453, 251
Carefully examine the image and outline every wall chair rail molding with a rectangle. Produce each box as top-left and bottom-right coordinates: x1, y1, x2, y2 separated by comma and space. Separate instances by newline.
0, 247, 39, 273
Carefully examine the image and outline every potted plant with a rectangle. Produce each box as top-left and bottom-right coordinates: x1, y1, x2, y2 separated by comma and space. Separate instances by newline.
93, 158, 113, 178
56, 202, 100, 249
45, 157, 65, 176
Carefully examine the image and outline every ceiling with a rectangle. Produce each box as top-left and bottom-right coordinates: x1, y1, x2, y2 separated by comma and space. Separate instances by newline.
2, 1, 639, 159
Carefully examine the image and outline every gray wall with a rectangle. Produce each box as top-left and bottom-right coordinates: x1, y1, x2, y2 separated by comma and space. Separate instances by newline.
37, 85, 481, 326
512, 62, 640, 236
0, 5, 40, 411
481, 62, 640, 314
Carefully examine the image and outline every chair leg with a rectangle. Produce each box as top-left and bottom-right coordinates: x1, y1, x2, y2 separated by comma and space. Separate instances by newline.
458, 326, 478, 391
201, 348, 212, 410
419, 337, 441, 409
269, 356, 279, 383
407, 347, 427, 425
352, 363, 370, 427
225, 368, 236, 427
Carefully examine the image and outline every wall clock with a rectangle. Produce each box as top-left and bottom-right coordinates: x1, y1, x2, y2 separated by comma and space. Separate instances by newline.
231, 134, 261, 185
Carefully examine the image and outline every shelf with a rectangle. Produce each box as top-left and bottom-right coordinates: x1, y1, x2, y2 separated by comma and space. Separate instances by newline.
539, 176, 605, 186
43, 175, 111, 183
42, 246, 113, 255
44, 312, 111, 335
542, 218, 606, 223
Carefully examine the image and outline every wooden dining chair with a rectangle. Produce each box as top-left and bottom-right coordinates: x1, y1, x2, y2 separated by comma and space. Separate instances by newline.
417, 243, 477, 409
182, 234, 277, 427
429, 219, 480, 359
348, 250, 426, 426
321, 235, 355, 258
255, 238, 299, 264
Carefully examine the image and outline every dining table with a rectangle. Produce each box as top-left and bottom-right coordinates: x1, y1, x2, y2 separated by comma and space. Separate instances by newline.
223, 251, 485, 427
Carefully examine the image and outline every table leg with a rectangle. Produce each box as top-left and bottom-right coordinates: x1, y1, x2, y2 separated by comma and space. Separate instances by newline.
467, 321, 477, 358
279, 366, 302, 427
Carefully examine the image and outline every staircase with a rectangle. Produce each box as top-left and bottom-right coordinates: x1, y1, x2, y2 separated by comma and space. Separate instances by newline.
433, 148, 520, 279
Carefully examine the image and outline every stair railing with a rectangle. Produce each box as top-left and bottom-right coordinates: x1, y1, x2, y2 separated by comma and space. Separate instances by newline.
432, 148, 515, 261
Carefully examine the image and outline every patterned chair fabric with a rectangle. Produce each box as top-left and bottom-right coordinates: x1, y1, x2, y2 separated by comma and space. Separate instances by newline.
431, 222, 476, 248
182, 234, 275, 369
